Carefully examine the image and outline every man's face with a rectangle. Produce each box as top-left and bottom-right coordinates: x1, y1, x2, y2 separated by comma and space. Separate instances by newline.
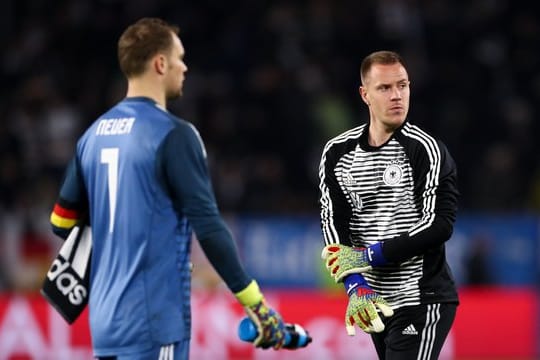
360, 63, 410, 130
165, 33, 188, 99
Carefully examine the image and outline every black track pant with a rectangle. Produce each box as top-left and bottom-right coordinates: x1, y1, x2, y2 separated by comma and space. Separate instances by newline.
371, 303, 457, 360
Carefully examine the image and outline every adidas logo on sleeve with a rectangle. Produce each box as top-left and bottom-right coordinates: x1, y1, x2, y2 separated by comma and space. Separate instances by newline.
401, 324, 418, 335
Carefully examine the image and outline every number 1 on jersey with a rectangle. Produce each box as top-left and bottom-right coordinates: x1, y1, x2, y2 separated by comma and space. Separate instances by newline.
101, 148, 119, 233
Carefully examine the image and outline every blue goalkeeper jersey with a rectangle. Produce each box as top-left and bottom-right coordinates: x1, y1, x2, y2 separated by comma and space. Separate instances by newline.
52, 97, 252, 356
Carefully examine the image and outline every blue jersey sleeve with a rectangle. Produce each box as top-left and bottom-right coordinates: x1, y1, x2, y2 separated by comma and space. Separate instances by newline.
161, 122, 252, 293
50, 155, 88, 239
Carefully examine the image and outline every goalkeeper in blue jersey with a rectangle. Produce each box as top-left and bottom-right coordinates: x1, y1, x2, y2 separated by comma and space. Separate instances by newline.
49, 17, 285, 359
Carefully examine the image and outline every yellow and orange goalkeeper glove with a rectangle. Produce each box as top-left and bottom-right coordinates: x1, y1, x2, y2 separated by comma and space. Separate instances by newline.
322, 243, 386, 282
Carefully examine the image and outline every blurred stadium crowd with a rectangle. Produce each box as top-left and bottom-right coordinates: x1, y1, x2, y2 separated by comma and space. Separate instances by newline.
0, 0, 539, 290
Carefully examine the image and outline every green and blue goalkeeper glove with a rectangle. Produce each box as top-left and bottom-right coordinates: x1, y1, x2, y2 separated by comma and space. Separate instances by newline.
235, 280, 286, 349
322, 243, 386, 282
343, 274, 393, 335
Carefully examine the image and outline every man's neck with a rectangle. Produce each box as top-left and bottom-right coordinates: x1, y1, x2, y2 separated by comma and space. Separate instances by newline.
368, 123, 394, 147
126, 78, 166, 108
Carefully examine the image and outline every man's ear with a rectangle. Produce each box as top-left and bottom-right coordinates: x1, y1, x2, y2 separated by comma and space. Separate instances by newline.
359, 86, 370, 106
153, 54, 167, 75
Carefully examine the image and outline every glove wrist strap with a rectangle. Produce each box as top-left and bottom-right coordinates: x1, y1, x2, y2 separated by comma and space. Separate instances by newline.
344, 274, 368, 296
235, 280, 263, 307
367, 242, 386, 266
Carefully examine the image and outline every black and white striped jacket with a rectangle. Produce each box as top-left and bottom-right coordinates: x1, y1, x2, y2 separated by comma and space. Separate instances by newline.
319, 121, 459, 309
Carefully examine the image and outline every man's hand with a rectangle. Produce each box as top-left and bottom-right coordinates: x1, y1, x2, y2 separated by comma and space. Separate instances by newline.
235, 280, 285, 349
343, 274, 393, 335
322, 243, 386, 282
244, 298, 286, 349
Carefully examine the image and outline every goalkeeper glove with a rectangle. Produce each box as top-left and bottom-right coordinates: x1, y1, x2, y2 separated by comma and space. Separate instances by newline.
321, 243, 386, 282
343, 274, 393, 335
235, 280, 286, 349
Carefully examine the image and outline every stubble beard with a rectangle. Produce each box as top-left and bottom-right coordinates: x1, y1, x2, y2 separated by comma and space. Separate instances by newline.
166, 86, 183, 100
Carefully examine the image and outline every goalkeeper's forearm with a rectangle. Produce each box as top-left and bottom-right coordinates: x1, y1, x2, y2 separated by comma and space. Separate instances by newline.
195, 219, 253, 293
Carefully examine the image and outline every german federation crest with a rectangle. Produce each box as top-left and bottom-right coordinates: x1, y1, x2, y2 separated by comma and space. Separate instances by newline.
383, 163, 403, 186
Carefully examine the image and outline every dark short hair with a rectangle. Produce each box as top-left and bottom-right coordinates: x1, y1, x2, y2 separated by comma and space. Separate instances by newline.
360, 51, 405, 85
117, 18, 180, 78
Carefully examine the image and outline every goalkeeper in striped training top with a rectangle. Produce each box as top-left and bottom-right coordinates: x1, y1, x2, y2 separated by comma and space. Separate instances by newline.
319, 50, 459, 360
50, 17, 285, 360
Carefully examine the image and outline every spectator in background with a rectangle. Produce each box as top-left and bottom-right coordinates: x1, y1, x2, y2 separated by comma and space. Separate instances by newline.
465, 235, 492, 285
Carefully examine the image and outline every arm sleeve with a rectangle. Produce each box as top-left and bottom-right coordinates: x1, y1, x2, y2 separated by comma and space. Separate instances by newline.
50, 155, 88, 239
319, 142, 354, 246
382, 140, 459, 262
162, 123, 252, 293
